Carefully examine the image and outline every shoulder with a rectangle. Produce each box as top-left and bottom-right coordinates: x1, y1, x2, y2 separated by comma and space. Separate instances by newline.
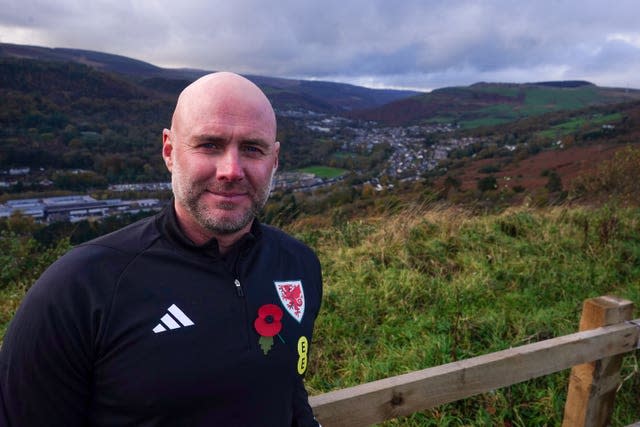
28, 214, 162, 302
78, 213, 160, 255
45, 214, 161, 281
257, 224, 323, 315
259, 224, 318, 261
258, 224, 322, 294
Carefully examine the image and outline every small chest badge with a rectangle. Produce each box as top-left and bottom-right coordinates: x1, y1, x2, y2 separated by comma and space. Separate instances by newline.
274, 280, 305, 322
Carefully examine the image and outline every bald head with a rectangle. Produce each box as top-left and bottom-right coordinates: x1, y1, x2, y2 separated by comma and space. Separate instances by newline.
161, 72, 280, 246
170, 72, 276, 141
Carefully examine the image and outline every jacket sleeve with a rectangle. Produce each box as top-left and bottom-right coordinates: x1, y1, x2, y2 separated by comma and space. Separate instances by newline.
292, 376, 320, 427
0, 252, 99, 427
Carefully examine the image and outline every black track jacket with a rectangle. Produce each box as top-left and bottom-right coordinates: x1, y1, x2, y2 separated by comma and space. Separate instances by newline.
0, 204, 322, 426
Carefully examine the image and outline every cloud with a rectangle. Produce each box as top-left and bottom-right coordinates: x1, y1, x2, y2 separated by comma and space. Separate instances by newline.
1, 0, 640, 89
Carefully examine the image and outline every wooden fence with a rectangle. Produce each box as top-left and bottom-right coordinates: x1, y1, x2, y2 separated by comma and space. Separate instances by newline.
309, 295, 640, 426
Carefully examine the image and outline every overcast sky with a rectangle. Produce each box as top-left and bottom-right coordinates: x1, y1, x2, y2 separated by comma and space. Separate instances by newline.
1, 0, 640, 91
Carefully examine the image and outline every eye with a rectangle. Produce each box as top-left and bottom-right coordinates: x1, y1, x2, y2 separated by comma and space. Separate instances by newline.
242, 144, 265, 155
199, 142, 222, 151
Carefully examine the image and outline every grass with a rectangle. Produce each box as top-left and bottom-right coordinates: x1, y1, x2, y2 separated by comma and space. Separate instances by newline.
472, 86, 521, 98
524, 87, 600, 110
2, 204, 639, 425
288, 204, 640, 425
0, 233, 70, 336
450, 86, 612, 129
298, 165, 348, 179
537, 112, 624, 139
422, 116, 457, 125
458, 104, 523, 129
460, 117, 515, 129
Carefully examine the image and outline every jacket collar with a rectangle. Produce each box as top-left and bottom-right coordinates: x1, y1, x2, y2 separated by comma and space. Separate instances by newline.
157, 200, 261, 259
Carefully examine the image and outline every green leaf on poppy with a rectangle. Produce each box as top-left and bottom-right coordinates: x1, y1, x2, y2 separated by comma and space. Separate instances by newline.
259, 336, 274, 355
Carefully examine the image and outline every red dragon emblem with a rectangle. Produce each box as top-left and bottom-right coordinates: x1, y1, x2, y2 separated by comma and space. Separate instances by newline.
274, 281, 305, 322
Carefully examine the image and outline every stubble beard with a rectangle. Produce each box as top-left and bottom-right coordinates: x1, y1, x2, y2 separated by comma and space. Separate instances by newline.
172, 168, 275, 236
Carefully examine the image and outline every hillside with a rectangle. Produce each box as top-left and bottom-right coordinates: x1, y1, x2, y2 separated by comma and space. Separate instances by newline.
353, 81, 640, 128
429, 99, 640, 205
0, 42, 419, 186
304, 205, 640, 425
0, 42, 418, 113
0, 57, 174, 183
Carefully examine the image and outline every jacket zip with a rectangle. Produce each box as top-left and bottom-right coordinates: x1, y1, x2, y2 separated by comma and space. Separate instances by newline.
233, 253, 253, 350
234, 278, 244, 297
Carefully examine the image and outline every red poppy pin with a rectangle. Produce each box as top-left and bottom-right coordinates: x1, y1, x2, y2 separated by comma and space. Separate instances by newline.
254, 304, 284, 355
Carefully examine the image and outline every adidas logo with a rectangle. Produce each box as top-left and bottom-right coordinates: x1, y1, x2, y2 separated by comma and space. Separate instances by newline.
153, 304, 195, 333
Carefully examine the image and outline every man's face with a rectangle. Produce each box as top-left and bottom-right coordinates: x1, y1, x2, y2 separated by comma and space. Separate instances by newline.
163, 91, 279, 239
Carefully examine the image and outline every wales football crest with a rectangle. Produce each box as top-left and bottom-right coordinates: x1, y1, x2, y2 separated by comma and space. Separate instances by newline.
274, 280, 305, 322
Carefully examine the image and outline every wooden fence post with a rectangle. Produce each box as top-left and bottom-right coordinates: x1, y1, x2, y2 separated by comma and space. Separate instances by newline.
562, 295, 635, 427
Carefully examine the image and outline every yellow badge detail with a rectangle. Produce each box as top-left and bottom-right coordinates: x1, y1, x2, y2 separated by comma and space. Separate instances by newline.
297, 336, 309, 375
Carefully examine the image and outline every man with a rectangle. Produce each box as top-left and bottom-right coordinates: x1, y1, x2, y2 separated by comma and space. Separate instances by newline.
0, 72, 323, 426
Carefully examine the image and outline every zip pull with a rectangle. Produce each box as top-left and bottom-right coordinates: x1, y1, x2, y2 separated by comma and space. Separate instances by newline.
234, 279, 244, 297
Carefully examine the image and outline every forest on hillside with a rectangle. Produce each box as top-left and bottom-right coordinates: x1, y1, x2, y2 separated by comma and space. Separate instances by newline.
1, 58, 380, 195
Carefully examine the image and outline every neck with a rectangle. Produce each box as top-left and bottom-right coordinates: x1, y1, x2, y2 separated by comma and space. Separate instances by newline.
215, 230, 250, 255
173, 202, 252, 254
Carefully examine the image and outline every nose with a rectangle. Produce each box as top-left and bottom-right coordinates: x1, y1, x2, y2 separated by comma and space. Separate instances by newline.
216, 147, 245, 182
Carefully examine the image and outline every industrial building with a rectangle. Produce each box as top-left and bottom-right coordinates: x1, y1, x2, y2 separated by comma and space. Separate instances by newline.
0, 195, 164, 223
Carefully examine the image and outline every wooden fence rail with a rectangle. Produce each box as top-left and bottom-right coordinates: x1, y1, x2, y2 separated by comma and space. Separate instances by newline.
310, 296, 639, 426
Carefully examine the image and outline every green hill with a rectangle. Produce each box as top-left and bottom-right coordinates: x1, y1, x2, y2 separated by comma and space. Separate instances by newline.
353, 81, 640, 128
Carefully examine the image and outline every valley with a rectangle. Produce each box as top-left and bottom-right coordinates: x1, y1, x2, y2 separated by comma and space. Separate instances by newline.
2, 42, 640, 425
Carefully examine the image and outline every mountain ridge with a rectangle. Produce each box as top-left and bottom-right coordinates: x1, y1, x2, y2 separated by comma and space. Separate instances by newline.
353, 80, 640, 127
0, 42, 419, 113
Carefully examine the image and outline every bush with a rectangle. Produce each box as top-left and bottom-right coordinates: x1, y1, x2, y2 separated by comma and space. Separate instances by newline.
545, 170, 563, 193
477, 175, 498, 192
0, 232, 70, 289
479, 164, 501, 174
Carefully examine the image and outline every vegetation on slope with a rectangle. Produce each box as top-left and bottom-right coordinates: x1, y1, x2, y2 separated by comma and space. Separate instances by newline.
293, 204, 640, 425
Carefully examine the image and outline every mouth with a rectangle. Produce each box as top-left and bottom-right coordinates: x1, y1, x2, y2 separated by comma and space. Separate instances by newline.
207, 190, 249, 201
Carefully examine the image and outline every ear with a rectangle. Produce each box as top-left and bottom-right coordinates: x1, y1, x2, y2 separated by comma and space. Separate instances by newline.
273, 140, 280, 171
162, 129, 173, 172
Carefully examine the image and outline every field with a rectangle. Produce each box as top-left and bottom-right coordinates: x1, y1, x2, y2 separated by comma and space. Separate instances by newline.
536, 112, 623, 139
440, 87, 621, 129
298, 165, 348, 179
